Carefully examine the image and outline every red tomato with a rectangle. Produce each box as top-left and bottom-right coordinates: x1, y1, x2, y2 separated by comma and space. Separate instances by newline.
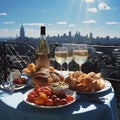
34, 88, 41, 95
45, 98, 54, 106
40, 86, 52, 93
54, 97, 61, 106
50, 94, 57, 101
66, 95, 74, 102
29, 91, 38, 97
43, 86, 52, 92
41, 89, 51, 96
34, 85, 40, 91
60, 98, 68, 105
28, 93, 35, 102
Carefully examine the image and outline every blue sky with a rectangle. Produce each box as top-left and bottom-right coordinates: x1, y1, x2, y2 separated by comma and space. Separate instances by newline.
0, 0, 120, 38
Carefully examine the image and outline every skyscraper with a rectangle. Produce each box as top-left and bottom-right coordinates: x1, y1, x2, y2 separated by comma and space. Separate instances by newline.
20, 24, 25, 40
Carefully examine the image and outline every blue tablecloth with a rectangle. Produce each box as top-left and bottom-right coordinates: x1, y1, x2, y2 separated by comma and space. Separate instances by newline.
0, 82, 119, 120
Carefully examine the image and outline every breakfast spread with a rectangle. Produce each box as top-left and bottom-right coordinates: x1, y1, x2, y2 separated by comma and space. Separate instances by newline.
22, 62, 109, 107
22, 27, 107, 107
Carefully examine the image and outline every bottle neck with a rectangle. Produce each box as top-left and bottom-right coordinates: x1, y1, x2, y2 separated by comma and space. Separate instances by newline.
40, 34, 46, 40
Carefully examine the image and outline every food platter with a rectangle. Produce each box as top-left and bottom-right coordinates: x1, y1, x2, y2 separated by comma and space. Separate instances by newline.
75, 80, 111, 94
23, 88, 76, 108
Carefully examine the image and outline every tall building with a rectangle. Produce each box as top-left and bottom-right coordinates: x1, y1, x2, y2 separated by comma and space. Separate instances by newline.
90, 32, 93, 39
69, 31, 72, 37
20, 24, 25, 40
16, 24, 30, 42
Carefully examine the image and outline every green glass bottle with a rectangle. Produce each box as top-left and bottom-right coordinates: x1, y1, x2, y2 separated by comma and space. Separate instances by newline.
36, 26, 50, 70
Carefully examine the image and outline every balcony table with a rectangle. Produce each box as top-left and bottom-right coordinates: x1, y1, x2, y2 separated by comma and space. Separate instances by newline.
0, 82, 119, 120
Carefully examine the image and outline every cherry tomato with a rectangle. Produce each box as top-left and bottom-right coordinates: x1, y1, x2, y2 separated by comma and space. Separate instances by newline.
41, 89, 51, 96
40, 86, 52, 93
45, 98, 54, 106
54, 97, 61, 106
29, 91, 38, 97
13, 78, 26, 84
66, 95, 74, 102
34, 85, 40, 90
34, 88, 41, 95
60, 98, 68, 105
50, 94, 57, 101
28, 93, 35, 102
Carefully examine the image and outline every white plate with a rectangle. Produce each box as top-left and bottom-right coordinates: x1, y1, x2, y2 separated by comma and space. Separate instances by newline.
75, 80, 111, 94
0, 83, 27, 91
14, 84, 26, 90
23, 89, 76, 108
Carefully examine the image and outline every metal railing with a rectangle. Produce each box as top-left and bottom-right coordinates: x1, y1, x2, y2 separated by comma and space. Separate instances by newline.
0, 41, 58, 82
0, 41, 120, 83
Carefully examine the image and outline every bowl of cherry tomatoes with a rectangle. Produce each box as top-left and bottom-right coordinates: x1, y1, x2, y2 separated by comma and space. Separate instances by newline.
24, 85, 75, 108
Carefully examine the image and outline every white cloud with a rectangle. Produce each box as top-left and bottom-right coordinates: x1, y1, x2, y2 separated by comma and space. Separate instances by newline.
85, 0, 95, 3
106, 22, 119, 25
99, 2, 111, 10
57, 21, 67, 25
69, 24, 76, 27
82, 20, 97, 23
87, 8, 97, 13
23, 23, 45, 26
0, 12, 7, 16
3, 21, 15, 24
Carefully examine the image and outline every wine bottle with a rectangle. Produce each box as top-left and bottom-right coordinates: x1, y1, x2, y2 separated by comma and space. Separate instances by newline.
35, 26, 50, 70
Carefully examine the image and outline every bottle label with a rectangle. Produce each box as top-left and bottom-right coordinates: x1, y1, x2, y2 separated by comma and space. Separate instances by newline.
36, 53, 50, 70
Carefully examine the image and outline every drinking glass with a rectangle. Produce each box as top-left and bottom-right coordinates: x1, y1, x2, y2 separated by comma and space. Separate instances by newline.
54, 46, 68, 73
63, 43, 74, 71
73, 44, 88, 72
2, 69, 21, 94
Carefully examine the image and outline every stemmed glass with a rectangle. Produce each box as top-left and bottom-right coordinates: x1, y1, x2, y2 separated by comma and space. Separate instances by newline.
1, 69, 20, 94
54, 46, 68, 74
63, 43, 74, 72
73, 44, 88, 72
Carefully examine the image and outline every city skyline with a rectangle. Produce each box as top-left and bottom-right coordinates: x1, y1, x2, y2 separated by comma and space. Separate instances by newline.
0, 0, 120, 38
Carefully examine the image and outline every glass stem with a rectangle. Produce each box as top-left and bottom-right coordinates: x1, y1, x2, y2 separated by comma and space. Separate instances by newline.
60, 64, 62, 74
67, 63, 69, 71
79, 64, 82, 72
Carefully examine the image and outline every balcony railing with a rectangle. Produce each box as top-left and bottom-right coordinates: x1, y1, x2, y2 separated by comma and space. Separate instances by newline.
0, 41, 120, 82
0, 40, 120, 102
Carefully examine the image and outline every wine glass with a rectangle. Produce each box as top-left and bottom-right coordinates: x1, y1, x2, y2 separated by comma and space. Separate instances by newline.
2, 69, 21, 94
73, 44, 88, 72
54, 46, 68, 73
63, 43, 74, 72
